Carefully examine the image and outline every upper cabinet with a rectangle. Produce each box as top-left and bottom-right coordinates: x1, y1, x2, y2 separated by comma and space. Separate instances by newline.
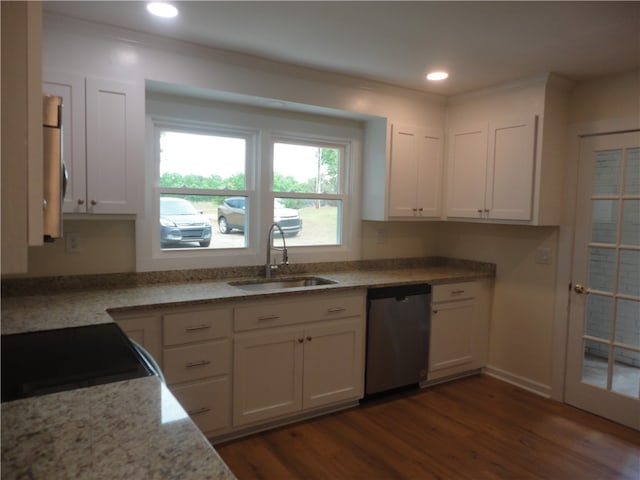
444, 74, 572, 225
388, 124, 443, 218
361, 118, 444, 221
446, 116, 537, 221
43, 71, 144, 215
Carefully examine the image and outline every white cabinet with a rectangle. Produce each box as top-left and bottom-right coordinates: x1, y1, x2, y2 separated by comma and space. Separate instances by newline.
115, 306, 233, 437
42, 71, 143, 215
428, 281, 491, 381
233, 292, 365, 427
446, 116, 537, 221
162, 307, 233, 436
444, 74, 571, 225
388, 124, 443, 218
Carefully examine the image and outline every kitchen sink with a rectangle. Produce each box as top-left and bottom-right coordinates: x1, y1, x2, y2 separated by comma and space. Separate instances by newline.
229, 276, 337, 291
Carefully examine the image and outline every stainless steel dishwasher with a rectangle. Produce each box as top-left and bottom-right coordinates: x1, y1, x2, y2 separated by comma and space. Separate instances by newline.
365, 284, 431, 396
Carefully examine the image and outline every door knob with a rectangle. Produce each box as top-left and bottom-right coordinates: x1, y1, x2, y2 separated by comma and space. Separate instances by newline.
574, 284, 590, 295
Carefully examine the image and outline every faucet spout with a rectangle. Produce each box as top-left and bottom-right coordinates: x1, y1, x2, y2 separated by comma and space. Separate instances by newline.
266, 223, 289, 278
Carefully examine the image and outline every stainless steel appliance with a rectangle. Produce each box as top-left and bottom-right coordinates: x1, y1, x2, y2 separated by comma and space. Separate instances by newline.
42, 94, 66, 242
1, 323, 157, 402
365, 284, 431, 396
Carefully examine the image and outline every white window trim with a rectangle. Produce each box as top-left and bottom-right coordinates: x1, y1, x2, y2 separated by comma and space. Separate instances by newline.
136, 96, 362, 273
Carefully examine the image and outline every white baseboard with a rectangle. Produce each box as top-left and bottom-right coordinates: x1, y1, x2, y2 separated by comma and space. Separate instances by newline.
483, 365, 552, 398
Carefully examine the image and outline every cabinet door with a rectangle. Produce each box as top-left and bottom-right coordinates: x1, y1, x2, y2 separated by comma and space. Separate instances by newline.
388, 124, 443, 218
446, 124, 488, 219
115, 315, 162, 368
302, 318, 364, 410
43, 71, 87, 213
233, 328, 303, 426
428, 299, 475, 379
85, 78, 142, 214
486, 116, 537, 221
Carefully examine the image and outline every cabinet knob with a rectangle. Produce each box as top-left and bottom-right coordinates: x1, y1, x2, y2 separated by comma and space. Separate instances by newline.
306, 336, 313, 342
90, 200, 97, 206
77, 199, 85, 205
298, 338, 304, 343
433, 310, 438, 314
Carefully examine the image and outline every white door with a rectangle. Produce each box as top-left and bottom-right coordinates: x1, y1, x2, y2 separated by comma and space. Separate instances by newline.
566, 131, 640, 429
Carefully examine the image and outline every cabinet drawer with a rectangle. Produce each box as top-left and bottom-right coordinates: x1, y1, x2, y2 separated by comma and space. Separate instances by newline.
170, 377, 230, 434
163, 340, 230, 384
163, 309, 232, 346
432, 282, 477, 303
234, 293, 364, 332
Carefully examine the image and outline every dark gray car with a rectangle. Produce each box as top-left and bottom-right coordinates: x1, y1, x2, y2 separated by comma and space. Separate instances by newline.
217, 197, 302, 236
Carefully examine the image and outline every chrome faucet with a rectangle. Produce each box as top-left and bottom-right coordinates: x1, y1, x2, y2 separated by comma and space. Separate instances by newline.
265, 223, 288, 278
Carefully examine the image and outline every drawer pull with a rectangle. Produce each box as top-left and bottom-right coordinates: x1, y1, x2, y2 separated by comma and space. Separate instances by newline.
451, 290, 465, 295
185, 324, 211, 332
186, 360, 211, 368
327, 307, 346, 314
187, 407, 211, 416
258, 314, 280, 321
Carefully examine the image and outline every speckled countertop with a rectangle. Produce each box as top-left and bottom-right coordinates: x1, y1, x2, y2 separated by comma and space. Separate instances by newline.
1, 377, 236, 480
1, 257, 495, 335
0, 257, 494, 480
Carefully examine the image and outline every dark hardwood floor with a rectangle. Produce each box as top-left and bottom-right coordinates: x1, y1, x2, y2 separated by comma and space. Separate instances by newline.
215, 375, 640, 480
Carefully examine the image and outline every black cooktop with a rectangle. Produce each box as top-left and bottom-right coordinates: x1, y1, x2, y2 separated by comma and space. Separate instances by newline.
1, 323, 154, 402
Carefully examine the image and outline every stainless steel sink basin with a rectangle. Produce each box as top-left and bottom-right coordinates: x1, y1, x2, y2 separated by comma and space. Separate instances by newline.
229, 276, 337, 291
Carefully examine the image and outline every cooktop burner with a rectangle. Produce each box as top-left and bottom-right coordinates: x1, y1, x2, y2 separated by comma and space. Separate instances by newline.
1, 323, 154, 402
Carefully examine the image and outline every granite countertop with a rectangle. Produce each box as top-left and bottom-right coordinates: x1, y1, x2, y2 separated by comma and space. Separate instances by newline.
1, 376, 236, 480
0, 257, 494, 480
1, 257, 495, 335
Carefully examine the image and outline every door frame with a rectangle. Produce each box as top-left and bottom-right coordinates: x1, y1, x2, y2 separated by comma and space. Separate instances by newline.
551, 116, 640, 402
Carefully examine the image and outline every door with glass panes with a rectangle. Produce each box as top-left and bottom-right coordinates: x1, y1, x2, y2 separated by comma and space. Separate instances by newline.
566, 131, 640, 429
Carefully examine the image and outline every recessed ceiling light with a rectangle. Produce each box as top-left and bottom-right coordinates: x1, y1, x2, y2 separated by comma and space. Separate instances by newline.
147, 2, 178, 18
426, 71, 449, 81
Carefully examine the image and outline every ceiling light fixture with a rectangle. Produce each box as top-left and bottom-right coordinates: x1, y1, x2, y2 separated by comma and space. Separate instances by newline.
426, 71, 449, 81
147, 2, 178, 18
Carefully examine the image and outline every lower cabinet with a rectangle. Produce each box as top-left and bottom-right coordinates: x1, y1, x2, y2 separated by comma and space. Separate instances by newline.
233, 292, 365, 427
428, 280, 491, 381
114, 290, 366, 439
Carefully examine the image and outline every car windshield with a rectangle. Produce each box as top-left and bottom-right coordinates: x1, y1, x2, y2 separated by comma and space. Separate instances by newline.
161, 198, 198, 215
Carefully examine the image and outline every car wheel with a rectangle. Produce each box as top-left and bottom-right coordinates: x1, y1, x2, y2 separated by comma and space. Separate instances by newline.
199, 239, 211, 247
218, 216, 231, 234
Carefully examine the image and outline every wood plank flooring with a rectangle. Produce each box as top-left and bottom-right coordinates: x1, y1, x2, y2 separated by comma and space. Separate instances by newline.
215, 375, 640, 480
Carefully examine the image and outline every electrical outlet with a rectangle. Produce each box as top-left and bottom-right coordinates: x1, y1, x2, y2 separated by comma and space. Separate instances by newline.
535, 247, 552, 265
65, 233, 81, 254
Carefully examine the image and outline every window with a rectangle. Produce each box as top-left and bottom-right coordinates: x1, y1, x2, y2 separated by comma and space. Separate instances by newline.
139, 95, 362, 272
272, 141, 345, 247
157, 129, 250, 250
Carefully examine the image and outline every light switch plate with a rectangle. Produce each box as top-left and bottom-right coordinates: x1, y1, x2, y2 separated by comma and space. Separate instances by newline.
535, 247, 552, 265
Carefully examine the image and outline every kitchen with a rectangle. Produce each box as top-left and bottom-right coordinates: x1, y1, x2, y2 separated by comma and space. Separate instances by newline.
2, 1, 639, 479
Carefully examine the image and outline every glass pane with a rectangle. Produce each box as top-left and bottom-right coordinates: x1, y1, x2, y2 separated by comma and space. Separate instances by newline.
591, 199, 618, 243
160, 194, 247, 250
274, 198, 341, 247
615, 299, 640, 347
585, 294, 613, 340
159, 131, 246, 190
624, 147, 640, 195
618, 249, 640, 296
582, 339, 609, 389
215, 196, 249, 249
272, 143, 340, 194
621, 199, 640, 246
593, 149, 621, 195
588, 247, 616, 292
612, 347, 640, 398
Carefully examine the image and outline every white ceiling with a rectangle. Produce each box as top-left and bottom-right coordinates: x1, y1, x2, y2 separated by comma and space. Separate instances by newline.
43, 1, 640, 96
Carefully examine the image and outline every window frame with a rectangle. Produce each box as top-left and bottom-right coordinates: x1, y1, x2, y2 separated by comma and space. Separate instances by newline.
137, 95, 362, 272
